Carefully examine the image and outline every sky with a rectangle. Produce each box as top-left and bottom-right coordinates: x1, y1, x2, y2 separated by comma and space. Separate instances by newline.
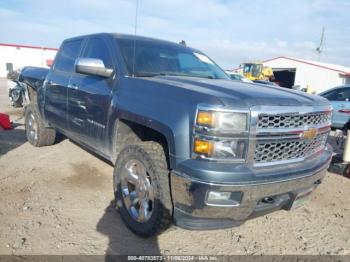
1, 0, 349, 69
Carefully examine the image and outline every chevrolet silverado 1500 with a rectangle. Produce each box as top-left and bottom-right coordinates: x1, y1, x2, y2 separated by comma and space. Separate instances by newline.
21, 33, 333, 237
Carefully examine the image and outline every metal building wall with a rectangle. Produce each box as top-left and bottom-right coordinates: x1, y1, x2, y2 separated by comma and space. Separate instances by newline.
0, 44, 57, 77
264, 57, 347, 94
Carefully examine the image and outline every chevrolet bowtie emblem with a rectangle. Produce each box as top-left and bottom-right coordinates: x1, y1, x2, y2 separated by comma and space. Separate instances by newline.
301, 128, 317, 139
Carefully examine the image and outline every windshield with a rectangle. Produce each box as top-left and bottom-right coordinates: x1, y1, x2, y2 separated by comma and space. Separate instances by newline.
252, 64, 262, 77
243, 64, 252, 74
243, 63, 262, 77
117, 38, 229, 80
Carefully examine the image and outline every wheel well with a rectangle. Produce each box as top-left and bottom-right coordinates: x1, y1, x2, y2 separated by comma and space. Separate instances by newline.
113, 119, 170, 168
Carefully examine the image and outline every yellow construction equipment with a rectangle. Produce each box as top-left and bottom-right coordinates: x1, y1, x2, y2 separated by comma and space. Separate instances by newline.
239, 62, 274, 81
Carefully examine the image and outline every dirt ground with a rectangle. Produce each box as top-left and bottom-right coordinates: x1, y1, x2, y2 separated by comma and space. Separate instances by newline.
0, 78, 350, 255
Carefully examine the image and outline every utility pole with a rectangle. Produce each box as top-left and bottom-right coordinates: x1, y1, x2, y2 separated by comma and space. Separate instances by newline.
132, 0, 139, 77
316, 27, 325, 61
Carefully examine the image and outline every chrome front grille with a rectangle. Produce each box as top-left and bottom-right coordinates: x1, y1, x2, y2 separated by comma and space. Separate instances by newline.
258, 111, 331, 129
254, 133, 328, 164
252, 107, 331, 166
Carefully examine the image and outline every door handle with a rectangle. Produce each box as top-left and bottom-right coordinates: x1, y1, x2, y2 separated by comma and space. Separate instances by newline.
68, 84, 79, 90
47, 80, 53, 86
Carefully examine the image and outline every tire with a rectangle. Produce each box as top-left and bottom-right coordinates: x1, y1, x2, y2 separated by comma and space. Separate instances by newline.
25, 104, 56, 147
114, 142, 172, 237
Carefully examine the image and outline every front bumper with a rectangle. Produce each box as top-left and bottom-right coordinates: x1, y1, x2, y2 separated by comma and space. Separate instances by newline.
171, 147, 332, 230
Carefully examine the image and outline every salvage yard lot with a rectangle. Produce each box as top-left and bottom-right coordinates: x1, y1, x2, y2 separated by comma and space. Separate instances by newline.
0, 78, 350, 255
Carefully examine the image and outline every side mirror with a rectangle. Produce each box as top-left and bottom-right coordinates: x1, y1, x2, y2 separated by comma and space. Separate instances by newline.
75, 58, 114, 78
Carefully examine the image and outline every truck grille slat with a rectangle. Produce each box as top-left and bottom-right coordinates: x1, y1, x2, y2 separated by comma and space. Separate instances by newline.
254, 110, 330, 165
258, 111, 331, 129
254, 133, 328, 164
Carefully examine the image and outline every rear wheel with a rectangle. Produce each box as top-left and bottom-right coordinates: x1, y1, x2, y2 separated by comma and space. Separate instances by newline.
25, 104, 56, 147
114, 142, 172, 237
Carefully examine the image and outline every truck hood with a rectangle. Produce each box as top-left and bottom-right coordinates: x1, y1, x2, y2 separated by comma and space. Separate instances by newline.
144, 76, 329, 108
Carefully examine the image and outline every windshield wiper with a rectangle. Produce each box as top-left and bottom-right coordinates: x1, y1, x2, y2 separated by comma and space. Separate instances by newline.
133, 72, 216, 79
133, 72, 168, 77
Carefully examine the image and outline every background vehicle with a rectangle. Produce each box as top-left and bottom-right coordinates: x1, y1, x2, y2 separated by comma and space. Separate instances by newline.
7, 70, 24, 107
6, 67, 45, 108
9, 81, 27, 107
319, 85, 350, 129
239, 62, 274, 81
20, 33, 332, 237
225, 71, 253, 83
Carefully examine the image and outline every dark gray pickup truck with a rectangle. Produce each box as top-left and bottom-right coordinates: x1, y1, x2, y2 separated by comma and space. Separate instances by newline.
21, 33, 333, 237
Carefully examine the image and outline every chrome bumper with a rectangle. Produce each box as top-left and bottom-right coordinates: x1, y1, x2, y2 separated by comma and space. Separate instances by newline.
171, 152, 331, 230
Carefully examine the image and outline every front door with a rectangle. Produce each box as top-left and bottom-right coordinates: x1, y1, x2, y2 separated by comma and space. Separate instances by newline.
67, 37, 115, 152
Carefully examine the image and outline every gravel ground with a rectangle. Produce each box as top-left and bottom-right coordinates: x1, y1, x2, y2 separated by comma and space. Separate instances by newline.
0, 78, 350, 255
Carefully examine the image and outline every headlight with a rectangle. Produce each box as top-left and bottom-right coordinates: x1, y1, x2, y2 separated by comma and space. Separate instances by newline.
196, 110, 248, 133
193, 108, 250, 162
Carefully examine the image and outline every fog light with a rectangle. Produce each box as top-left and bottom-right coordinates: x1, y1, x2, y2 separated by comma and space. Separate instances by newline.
208, 191, 231, 201
194, 139, 214, 156
206, 191, 242, 206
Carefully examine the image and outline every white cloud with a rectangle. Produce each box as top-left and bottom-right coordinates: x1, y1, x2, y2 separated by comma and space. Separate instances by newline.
274, 39, 287, 48
0, 7, 18, 17
0, 0, 349, 68
295, 41, 317, 49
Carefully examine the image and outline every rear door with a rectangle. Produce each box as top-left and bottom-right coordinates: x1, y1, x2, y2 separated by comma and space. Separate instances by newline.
44, 39, 84, 130
322, 87, 350, 128
67, 37, 115, 151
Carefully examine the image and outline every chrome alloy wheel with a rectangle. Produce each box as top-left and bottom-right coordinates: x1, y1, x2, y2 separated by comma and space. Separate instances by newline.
120, 159, 154, 223
27, 112, 38, 142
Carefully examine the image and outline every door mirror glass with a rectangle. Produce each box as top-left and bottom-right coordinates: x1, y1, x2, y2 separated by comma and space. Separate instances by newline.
75, 58, 114, 78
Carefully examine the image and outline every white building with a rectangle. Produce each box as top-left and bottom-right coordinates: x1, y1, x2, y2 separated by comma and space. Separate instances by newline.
263, 56, 350, 94
0, 43, 58, 78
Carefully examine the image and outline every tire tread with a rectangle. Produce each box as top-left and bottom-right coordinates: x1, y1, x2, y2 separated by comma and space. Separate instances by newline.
25, 104, 56, 147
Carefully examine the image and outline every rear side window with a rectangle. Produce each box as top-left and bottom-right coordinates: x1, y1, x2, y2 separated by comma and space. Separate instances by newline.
54, 39, 83, 72
81, 38, 113, 69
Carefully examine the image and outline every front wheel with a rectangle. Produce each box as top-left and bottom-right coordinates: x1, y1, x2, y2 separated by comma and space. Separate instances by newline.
114, 142, 172, 237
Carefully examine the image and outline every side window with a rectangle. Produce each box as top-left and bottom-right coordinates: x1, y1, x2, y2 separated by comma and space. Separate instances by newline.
322, 89, 340, 100
321, 90, 336, 100
323, 88, 350, 101
341, 88, 350, 100
54, 39, 83, 72
81, 38, 113, 69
